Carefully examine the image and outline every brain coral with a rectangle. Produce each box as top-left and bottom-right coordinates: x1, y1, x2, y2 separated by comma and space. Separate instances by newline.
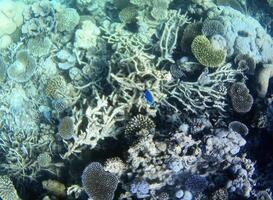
7, 50, 37, 83
56, 8, 80, 32
191, 35, 226, 68
0, 175, 20, 200
228, 82, 253, 113
82, 162, 119, 200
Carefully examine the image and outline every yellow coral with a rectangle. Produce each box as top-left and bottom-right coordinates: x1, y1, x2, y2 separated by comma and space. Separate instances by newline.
191, 35, 226, 68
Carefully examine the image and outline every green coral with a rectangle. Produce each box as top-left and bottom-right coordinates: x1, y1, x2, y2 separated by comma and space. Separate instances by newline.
191, 35, 226, 68
56, 8, 80, 32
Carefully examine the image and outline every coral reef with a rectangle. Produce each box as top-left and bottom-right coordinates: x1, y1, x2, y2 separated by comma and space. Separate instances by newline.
0, 0, 272, 199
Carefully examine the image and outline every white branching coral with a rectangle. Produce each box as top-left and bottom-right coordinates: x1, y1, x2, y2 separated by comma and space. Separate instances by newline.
162, 63, 245, 115
62, 92, 126, 159
157, 10, 190, 64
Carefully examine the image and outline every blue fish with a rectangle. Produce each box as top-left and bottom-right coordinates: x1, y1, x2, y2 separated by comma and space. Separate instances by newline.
144, 89, 154, 106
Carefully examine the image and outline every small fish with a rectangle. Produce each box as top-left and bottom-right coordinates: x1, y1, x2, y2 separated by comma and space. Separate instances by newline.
144, 89, 154, 106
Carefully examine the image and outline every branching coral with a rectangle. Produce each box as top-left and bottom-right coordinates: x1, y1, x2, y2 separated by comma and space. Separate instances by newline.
157, 10, 189, 64
61, 92, 126, 159
162, 63, 244, 115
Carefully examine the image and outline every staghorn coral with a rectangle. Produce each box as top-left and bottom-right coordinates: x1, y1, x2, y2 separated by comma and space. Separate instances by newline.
191, 35, 226, 68
0, 175, 20, 200
163, 63, 244, 115
157, 10, 189, 64
56, 7, 80, 32
7, 50, 37, 83
82, 162, 119, 200
62, 93, 125, 158
229, 82, 253, 113
58, 116, 74, 140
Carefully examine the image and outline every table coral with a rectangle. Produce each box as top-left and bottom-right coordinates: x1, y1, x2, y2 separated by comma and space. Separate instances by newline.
7, 50, 37, 83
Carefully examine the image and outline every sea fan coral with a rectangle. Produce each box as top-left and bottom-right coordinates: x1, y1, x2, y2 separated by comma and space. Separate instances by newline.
191, 35, 226, 68
82, 162, 119, 200
7, 50, 37, 82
